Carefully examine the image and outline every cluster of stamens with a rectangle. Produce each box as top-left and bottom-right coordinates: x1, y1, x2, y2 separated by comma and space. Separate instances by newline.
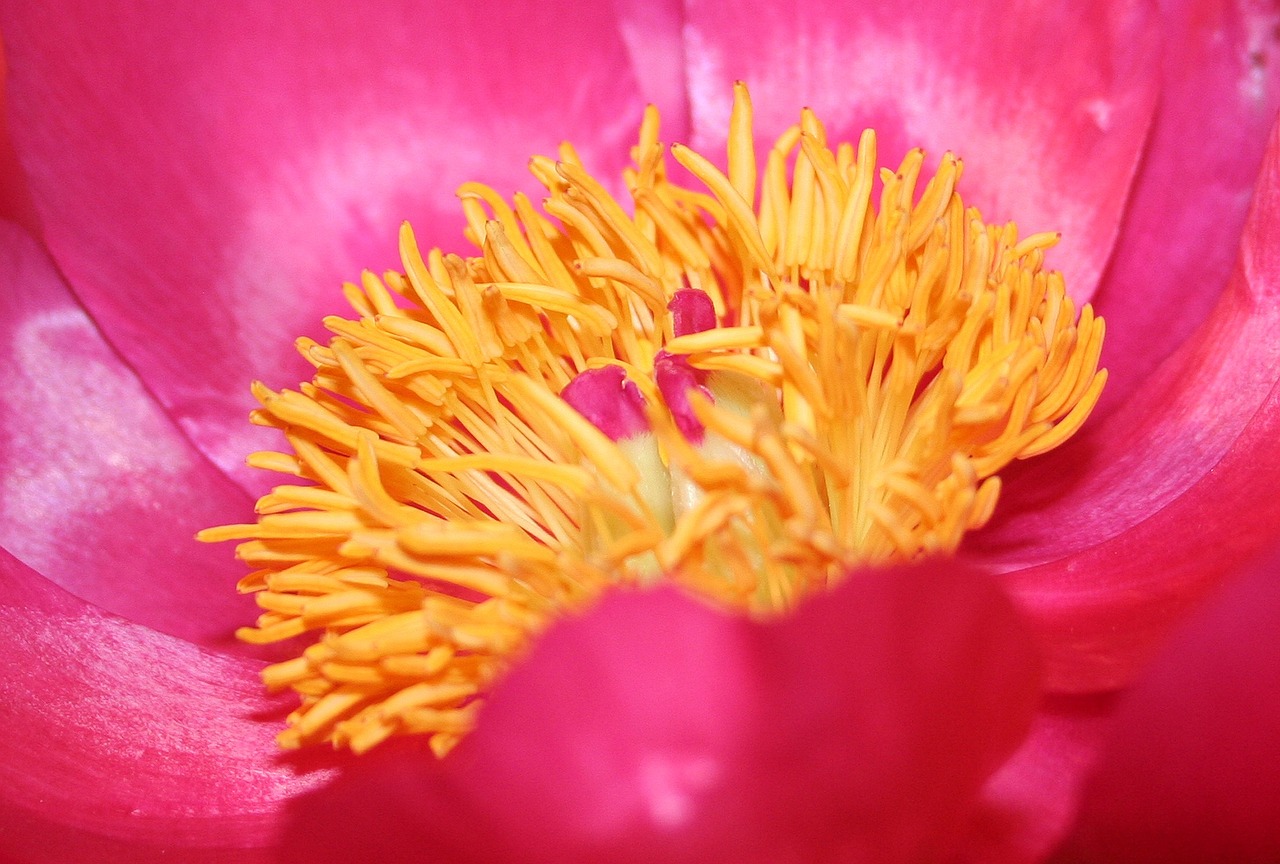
200, 83, 1106, 755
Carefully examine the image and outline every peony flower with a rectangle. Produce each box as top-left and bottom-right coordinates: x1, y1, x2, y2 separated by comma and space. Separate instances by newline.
0, 0, 1277, 862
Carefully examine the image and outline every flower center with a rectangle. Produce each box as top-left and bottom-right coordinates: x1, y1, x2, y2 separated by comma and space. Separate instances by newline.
200, 83, 1105, 756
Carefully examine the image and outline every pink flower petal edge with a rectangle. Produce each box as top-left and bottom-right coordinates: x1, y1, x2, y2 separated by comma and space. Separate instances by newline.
0, 546, 332, 864
1092, 0, 1280, 411
0, 222, 258, 649
279, 562, 1040, 864
0, 0, 647, 494
976, 0, 1280, 564
975, 114, 1280, 690
1051, 541, 1280, 864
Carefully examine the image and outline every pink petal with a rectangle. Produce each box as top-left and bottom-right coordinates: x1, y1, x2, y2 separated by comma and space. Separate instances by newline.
281, 563, 1040, 863
682, 0, 1158, 301
1051, 543, 1280, 863
0, 1, 646, 492
969, 115, 1280, 690
954, 695, 1114, 864
0, 222, 257, 648
0, 42, 36, 233
0, 547, 331, 863
612, 0, 690, 137
1092, 0, 1280, 410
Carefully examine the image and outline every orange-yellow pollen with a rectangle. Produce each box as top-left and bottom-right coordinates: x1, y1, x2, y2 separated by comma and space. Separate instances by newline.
199, 83, 1106, 756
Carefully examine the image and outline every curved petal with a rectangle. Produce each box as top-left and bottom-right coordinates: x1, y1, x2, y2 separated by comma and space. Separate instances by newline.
682, 0, 1158, 301
280, 563, 1039, 863
0, 0, 646, 492
968, 115, 1280, 690
0, 548, 332, 864
1050, 543, 1280, 864
955, 695, 1114, 864
1093, 0, 1280, 409
0, 222, 257, 648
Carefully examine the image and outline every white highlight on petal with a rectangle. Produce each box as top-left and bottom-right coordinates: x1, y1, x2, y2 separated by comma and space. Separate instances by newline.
1, 306, 189, 546
638, 751, 721, 829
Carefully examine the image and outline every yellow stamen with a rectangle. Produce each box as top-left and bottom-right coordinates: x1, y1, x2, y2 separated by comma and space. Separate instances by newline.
200, 85, 1105, 755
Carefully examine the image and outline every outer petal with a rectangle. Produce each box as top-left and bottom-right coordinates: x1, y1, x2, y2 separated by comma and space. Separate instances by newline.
682, 0, 1158, 300
969, 115, 1280, 690
954, 695, 1114, 864
0, 223, 257, 648
281, 563, 1039, 864
0, 548, 331, 864
0, 0, 645, 491
1051, 544, 1280, 863
1093, 0, 1280, 408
